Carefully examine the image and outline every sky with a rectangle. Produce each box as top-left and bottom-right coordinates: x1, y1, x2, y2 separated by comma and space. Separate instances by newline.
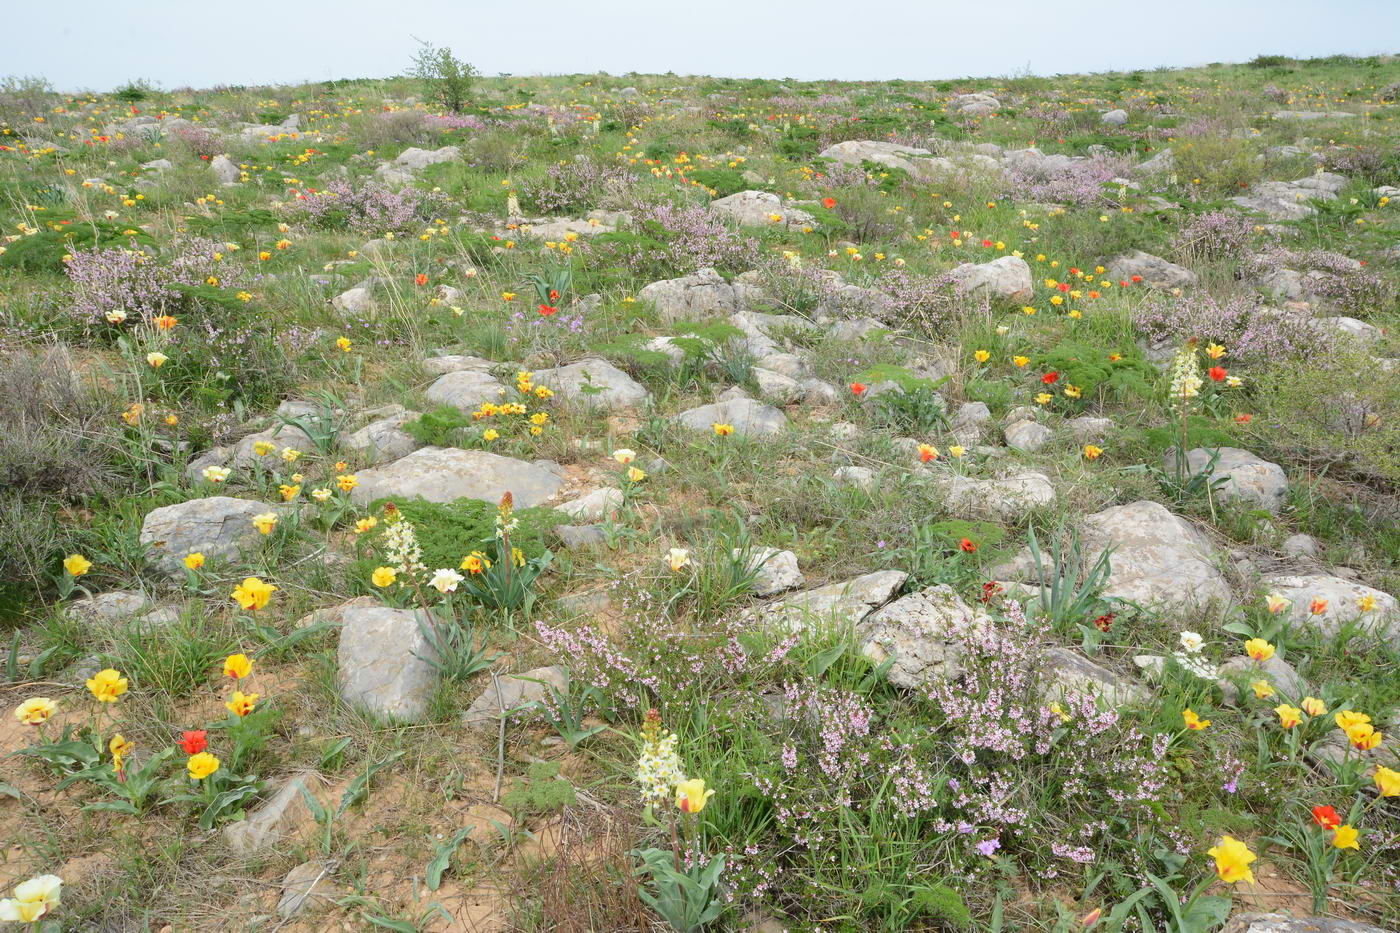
10, 0, 1400, 92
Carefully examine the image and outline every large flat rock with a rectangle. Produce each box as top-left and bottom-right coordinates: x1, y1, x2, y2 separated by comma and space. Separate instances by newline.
349, 447, 563, 508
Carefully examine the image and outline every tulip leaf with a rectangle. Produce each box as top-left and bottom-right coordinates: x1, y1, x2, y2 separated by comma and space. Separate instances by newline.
425, 825, 475, 891
0, 781, 21, 801
338, 749, 405, 817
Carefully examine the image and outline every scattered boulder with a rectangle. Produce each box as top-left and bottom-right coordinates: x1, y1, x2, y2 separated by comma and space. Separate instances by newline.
742, 547, 805, 597
941, 471, 1056, 522
557, 487, 623, 522
1217, 654, 1310, 705
638, 267, 761, 323
948, 93, 1001, 116
1039, 648, 1149, 707
674, 398, 787, 437
331, 286, 374, 316
553, 524, 607, 549
533, 358, 649, 409
995, 500, 1230, 609
423, 369, 505, 413
756, 570, 908, 632
349, 447, 564, 508
139, 496, 278, 578
224, 773, 323, 854
277, 862, 342, 920
1231, 173, 1346, 220
423, 354, 495, 376
463, 666, 568, 730
1164, 447, 1288, 512
1108, 251, 1197, 290
211, 155, 241, 185
1004, 419, 1053, 453
818, 140, 953, 182
1101, 109, 1128, 125
392, 145, 462, 170
1270, 111, 1356, 121
711, 190, 815, 229
949, 255, 1033, 302
858, 585, 988, 688
336, 606, 437, 722
1261, 574, 1398, 643
834, 465, 877, 490
339, 411, 425, 465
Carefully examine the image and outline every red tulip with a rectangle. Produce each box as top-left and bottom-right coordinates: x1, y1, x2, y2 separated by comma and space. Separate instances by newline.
1209, 366, 1228, 382
822, 197, 836, 209
178, 730, 208, 755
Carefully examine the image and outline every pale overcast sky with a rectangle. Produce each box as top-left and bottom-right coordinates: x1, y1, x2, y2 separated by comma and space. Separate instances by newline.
10, 0, 1400, 91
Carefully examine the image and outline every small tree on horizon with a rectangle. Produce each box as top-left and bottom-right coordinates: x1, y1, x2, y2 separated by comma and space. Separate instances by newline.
408, 39, 477, 113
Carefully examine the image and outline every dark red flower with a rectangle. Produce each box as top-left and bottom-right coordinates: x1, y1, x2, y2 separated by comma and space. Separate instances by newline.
1042, 372, 1060, 384
978, 581, 1003, 604
1131, 275, 1142, 283
959, 538, 978, 553
178, 730, 208, 755
1093, 612, 1115, 633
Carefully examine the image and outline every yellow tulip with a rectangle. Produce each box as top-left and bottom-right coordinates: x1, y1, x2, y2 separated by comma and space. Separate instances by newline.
675, 778, 715, 814
187, 752, 220, 780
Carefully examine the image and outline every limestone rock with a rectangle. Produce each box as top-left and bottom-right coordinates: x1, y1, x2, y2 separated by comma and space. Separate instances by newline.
331, 286, 373, 315
533, 358, 649, 410
834, 466, 877, 490
1004, 420, 1053, 453
140, 496, 278, 578
557, 487, 623, 522
349, 447, 564, 508
211, 155, 241, 185
553, 524, 607, 549
1164, 447, 1288, 512
1223, 914, 1391, 933
392, 145, 462, 170
423, 370, 505, 413
757, 570, 908, 632
1217, 654, 1310, 705
1101, 109, 1128, 125
337, 606, 437, 722
1261, 573, 1398, 643
1108, 250, 1197, 290
1040, 647, 1149, 707
711, 190, 815, 229
224, 773, 323, 854
340, 411, 425, 465
741, 547, 805, 597
949, 255, 1033, 302
818, 140, 953, 182
277, 862, 342, 920
463, 666, 568, 730
638, 267, 761, 323
948, 93, 1001, 116
674, 398, 787, 437
858, 585, 989, 689
941, 471, 1056, 522
423, 354, 495, 376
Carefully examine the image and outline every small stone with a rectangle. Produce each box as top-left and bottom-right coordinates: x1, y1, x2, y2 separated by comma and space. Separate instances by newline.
1004, 420, 1053, 453
554, 525, 607, 548
834, 465, 876, 490
463, 666, 568, 730
337, 606, 438, 722
558, 488, 623, 522
224, 774, 322, 854
740, 548, 805, 597
140, 496, 279, 579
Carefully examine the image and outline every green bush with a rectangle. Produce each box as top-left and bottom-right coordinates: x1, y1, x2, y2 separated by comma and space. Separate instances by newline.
0, 223, 156, 274
362, 497, 564, 573
1034, 342, 1157, 400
